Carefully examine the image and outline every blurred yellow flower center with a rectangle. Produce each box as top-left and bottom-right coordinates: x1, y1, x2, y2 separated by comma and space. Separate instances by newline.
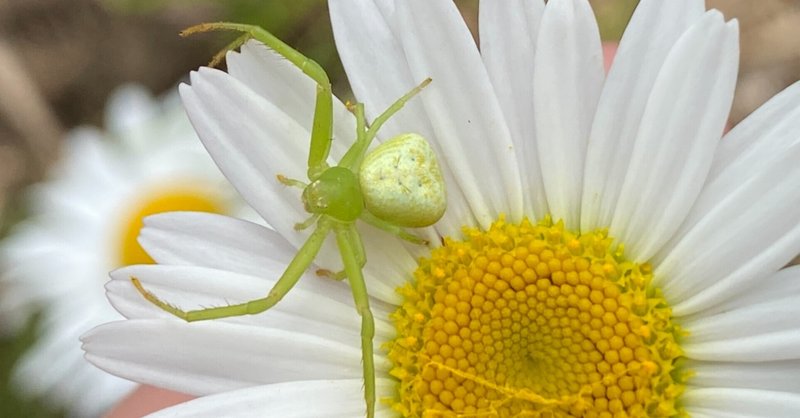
117, 185, 225, 266
388, 217, 687, 417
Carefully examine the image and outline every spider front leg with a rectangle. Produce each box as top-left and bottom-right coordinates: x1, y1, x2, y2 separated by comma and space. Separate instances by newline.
334, 223, 376, 418
131, 221, 332, 322
183, 22, 334, 179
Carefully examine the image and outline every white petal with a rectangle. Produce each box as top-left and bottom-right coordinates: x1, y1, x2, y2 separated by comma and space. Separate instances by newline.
140, 211, 413, 306
82, 320, 370, 396
225, 40, 354, 160
654, 129, 800, 314
688, 359, 800, 393
179, 69, 343, 271
682, 410, 724, 418
329, 0, 477, 238
653, 82, 800, 312
682, 326, 800, 362
709, 81, 800, 180
682, 296, 800, 346
681, 266, 800, 319
180, 70, 306, 236
106, 264, 395, 343
609, 12, 739, 261
580, 0, 704, 231
105, 85, 158, 136
533, 0, 604, 229
0, 223, 93, 331
140, 212, 296, 276
480, 0, 547, 219
33, 132, 126, 221
329, 0, 432, 142
398, 0, 523, 228
147, 379, 395, 418
678, 271, 800, 363
683, 388, 800, 417
60, 129, 127, 196
13, 300, 134, 416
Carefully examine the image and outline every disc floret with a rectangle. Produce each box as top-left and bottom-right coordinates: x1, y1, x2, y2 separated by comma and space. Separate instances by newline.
388, 216, 687, 417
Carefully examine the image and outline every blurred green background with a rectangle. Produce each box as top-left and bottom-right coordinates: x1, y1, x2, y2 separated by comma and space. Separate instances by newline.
0, 0, 797, 416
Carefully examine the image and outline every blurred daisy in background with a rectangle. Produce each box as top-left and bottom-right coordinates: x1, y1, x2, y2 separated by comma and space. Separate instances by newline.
0, 85, 244, 417
82, 0, 800, 416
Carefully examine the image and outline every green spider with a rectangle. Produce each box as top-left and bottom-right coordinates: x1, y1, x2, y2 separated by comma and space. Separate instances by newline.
131, 22, 447, 418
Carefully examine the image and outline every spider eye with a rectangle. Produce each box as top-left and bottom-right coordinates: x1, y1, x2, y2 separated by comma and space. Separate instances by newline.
360, 133, 446, 228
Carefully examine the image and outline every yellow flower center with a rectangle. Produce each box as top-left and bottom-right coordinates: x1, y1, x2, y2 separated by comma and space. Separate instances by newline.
116, 184, 226, 266
388, 217, 688, 417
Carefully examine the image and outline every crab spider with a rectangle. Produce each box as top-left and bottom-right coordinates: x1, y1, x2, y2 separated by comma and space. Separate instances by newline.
131, 23, 447, 418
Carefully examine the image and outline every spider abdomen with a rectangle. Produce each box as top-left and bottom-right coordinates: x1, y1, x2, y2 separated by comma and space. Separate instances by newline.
359, 133, 446, 228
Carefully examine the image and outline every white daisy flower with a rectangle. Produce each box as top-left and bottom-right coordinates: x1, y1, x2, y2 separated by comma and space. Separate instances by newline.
0, 85, 242, 417
82, 0, 800, 416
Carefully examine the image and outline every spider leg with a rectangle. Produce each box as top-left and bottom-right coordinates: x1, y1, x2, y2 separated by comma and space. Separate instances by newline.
208, 33, 249, 67
315, 269, 347, 281
366, 77, 431, 141
338, 103, 367, 170
339, 78, 432, 170
361, 212, 429, 245
335, 223, 375, 418
132, 220, 333, 322
294, 214, 320, 231
316, 225, 366, 280
277, 174, 308, 189
182, 22, 333, 180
